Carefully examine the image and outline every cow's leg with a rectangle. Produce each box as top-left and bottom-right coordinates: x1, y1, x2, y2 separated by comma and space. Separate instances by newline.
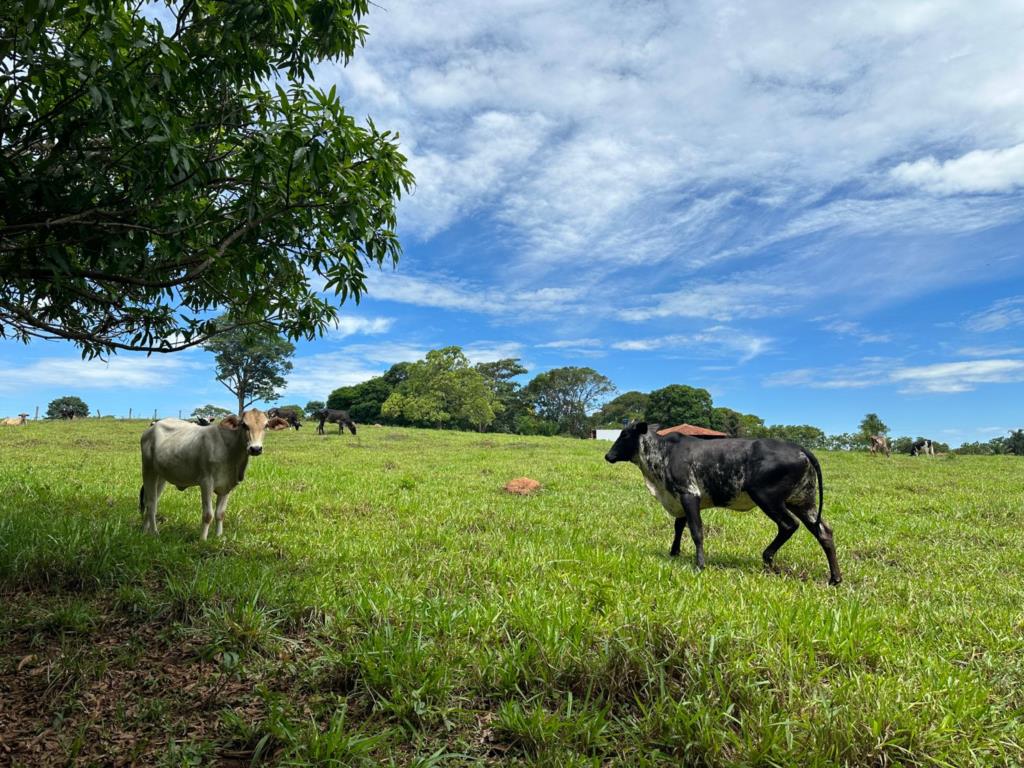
758, 505, 799, 572
669, 516, 685, 557
199, 483, 215, 541
681, 493, 705, 570
141, 476, 164, 534
317, 417, 326, 435
214, 492, 230, 537
789, 504, 842, 586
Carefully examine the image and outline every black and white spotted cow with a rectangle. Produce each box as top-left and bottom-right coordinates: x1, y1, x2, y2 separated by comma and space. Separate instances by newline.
910, 439, 934, 457
605, 422, 842, 585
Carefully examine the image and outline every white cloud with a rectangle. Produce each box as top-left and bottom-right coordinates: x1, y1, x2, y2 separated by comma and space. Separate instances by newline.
331, 315, 395, 338
0, 354, 203, 392
611, 326, 772, 363
365, 271, 589, 318
958, 344, 1024, 357
965, 296, 1024, 332
765, 357, 1024, 394
822, 320, 892, 344
328, 0, 1024, 273
764, 358, 896, 390
621, 281, 800, 322
890, 359, 1024, 393
536, 338, 603, 349
891, 144, 1024, 195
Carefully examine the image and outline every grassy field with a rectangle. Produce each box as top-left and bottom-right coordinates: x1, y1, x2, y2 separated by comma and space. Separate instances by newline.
1, 420, 1022, 766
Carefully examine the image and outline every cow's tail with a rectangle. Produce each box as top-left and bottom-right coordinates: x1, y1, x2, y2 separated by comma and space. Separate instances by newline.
802, 446, 824, 517
139, 485, 145, 514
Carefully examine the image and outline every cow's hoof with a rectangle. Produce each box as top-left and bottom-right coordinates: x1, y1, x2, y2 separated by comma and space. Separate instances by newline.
669, 549, 680, 558
829, 576, 843, 586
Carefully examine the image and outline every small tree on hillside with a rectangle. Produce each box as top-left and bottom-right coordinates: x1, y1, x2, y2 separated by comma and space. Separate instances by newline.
46, 395, 89, 419
191, 404, 232, 421
205, 321, 295, 416
645, 384, 713, 428
1005, 429, 1024, 455
525, 366, 615, 437
859, 413, 889, 437
382, 347, 501, 431
593, 391, 649, 428
475, 358, 529, 433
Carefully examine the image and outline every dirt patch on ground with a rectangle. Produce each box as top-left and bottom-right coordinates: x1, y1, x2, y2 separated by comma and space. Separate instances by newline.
503, 477, 542, 496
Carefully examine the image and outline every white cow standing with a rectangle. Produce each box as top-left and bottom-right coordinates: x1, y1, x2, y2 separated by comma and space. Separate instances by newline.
140, 409, 285, 539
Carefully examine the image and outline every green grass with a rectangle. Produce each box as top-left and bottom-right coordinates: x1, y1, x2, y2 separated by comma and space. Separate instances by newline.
1, 420, 1022, 765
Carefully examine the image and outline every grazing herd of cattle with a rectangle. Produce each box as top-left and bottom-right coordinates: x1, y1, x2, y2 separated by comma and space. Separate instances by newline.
868, 435, 936, 457
2, 406, 946, 585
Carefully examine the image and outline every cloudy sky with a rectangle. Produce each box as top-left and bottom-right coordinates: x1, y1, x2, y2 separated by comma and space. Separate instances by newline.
3, 0, 1024, 443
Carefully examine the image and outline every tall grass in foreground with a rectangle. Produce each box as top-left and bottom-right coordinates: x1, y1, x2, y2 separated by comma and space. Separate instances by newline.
1, 420, 1022, 766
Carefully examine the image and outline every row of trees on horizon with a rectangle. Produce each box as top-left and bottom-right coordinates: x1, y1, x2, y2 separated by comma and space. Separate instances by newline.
36, 340, 1024, 456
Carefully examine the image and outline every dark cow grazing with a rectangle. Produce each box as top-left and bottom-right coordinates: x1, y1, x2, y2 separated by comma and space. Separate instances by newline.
911, 439, 934, 457
605, 422, 841, 585
312, 408, 357, 435
869, 435, 891, 457
59, 406, 77, 420
267, 407, 302, 430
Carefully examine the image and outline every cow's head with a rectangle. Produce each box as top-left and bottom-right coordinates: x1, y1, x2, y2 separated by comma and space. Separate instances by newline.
220, 409, 269, 455
605, 421, 647, 463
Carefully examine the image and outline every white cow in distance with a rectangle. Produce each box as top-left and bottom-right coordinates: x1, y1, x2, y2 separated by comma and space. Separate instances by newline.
139, 410, 288, 539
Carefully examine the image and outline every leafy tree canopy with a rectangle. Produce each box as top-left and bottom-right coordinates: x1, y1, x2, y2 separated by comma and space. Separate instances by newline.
645, 384, 713, 428
526, 366, 614, 437
593, 391, 649, 428
46, 395, 89, 418
304, 400, 325, 414
760, 424, 827, 449
328, 375, 395, 422
190, 403, 231, 420
382, 346, 501, 430
858, 413, 889, 440
1006, 429, 1024, 456
475, 358, 529, 433
709, 407, 765, 437
204, 319, 295, 415
1, 0, 413, 357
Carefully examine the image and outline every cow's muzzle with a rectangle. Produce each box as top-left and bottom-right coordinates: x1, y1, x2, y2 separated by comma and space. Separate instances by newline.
248, 446, 263, 456
604, 452, 615, 463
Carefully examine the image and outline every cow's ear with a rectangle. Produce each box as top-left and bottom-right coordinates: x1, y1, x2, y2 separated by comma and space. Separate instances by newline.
219, 415, 240, 430
266, 417, 290, 431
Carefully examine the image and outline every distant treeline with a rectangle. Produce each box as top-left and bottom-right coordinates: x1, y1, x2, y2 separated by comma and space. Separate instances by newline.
321, 345, 1021, 452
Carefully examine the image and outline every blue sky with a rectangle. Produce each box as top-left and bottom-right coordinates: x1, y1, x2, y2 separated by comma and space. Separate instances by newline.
3, 0, 1024, 444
